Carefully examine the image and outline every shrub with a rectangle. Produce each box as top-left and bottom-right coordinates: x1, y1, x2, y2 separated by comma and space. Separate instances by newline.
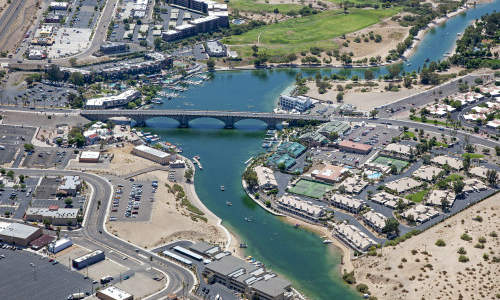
435, 239, 446, 247
473, 215, 483, 222
478, 236, 486, 243
474, 243, 485, 249
458, 255, 469, 263
343, 271, 356, 284
356, 283, 369, 293
457, 247, 467, 255
489, 231, 498, 237
483, 253, 489, 260
461, 233, 472, 241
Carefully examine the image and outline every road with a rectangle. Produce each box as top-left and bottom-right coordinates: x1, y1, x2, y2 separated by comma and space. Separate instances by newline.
10, 168, 197, 299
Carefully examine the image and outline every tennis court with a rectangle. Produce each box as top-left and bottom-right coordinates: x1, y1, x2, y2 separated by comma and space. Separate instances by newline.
373, 155, 409, 172
288, 179, 333, 199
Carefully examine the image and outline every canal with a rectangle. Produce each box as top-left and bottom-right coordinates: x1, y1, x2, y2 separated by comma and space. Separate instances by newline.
145, 1, 499, 298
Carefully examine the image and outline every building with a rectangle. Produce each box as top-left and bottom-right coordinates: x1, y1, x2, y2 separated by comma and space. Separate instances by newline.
385, 177, 422, 194
299, 131, 329, 146
254, 166, 278, 190
97, 286, 133, 300
426, 189, 456, 207
0, 222, 42, 246
79, 151, 100, 163
72, 250, 105, 269
412, 165, 443, 182
431, 155, 463, 170
332, 222, 377, 252
362, 210, 387, 233
463, 178, 488, 193
100, 42, 128, 54
277, 195, 325, 222
402, 204, 439, 224
45, 14, 62, 23
329, 194, 364, 213
311, 164, 346, 184
277, 142, 306, 158
189, 241, 221, 258
205, 40, 226, 57
338, 140, 372, 154
58, 176, 82, 196
317, 121, 350, 139
278, 95, 312, 112
29, 234, 56, 250
28, 49, 46, 60
49, 1, 68, 10
266, 153, 296, 170
85, 89, 141, 109
48, 238, 73, 253
170, 159, 186, 168
370, 192, 409, 209
25, 207, 79, 226
340, 175, 368, 194
469, 166, 493, 180
132, 145, 171, 165
203, 255, 292, 300
382, 143, 414, 159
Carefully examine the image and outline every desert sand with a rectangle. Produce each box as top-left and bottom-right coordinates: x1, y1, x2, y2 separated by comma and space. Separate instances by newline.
352, 193, 500, 300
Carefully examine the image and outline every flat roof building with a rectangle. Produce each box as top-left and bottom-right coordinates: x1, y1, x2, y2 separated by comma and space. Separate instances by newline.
338, 140, 372, 154
25, 207, 79, 226
85, 89, 141, 109
79, 151, 100, 163
317, 120, 350, 138
0, 222, 43, 246
132, 144, 170, 165
72, 249, 105, 269
97, 286, 133, 300
278, 95, 312, 112
58, 175, 82, 196
311, 164, 346, 184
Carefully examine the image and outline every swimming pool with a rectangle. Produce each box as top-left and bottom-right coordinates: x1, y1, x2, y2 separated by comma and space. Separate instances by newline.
367, 172, 382, 179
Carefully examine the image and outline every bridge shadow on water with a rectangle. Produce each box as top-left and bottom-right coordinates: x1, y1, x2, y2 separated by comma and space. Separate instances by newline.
144, 117, 276, 131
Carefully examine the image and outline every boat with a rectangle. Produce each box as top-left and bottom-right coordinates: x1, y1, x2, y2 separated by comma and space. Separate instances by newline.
244, 217, 252, 222
220, 185, 225, 191
239, 243, 247, 248
244, 157, 253, 165
323, 240, 333, 244
226, 201, 232, 206
294, 224, 300, 228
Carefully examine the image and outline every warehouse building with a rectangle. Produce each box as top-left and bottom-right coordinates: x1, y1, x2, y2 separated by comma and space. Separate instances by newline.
0, 222, 43, 246
97, 286, 133, 300
48, 238, 73, 254
79, 151, 101, 163
25, 206, 79, 226
132, 144, 171, 165
72, 250, 105, 269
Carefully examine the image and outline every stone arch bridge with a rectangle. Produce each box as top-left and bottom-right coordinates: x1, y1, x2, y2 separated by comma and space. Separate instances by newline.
80, 110, 328, 129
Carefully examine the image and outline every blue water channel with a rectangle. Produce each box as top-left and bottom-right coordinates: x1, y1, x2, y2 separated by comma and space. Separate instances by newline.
145, 1, 499, 298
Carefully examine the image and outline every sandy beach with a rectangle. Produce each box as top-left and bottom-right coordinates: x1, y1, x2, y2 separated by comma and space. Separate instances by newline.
352, 192, 500, 299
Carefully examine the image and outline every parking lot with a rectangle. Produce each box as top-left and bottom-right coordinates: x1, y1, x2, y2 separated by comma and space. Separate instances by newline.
0, 247, 92, 300
22, 149, 72, 169
0, 175, 38, 219
3, 82, 78, 109
108, 179, 156, 222
0, 125, 36, 165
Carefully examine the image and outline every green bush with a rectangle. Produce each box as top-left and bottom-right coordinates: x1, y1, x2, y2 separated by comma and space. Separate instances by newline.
342, 271, 356, 284
460, 233, 472, 241
356, 283, 369, 293
458, 255, 469, 263
435, 239, 446, 247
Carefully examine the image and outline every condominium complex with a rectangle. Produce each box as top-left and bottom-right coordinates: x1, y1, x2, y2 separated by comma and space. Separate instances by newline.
277, 195, 325, 222
362, 210, 387, 233
332, 222, 377, 252
85, 89, 141, 110
329, 194, 365, 213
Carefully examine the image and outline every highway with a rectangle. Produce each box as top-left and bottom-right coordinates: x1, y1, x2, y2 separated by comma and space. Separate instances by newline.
10, 168, 197, 299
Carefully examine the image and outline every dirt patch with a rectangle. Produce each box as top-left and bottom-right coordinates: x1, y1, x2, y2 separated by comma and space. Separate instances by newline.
0, 0, 38, 53
352, 193, 500, 300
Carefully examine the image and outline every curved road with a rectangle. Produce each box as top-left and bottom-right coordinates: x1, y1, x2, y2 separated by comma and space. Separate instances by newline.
11, 168, 196, 299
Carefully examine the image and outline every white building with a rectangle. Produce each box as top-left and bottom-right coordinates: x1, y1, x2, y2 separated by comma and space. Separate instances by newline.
79, 151, 100, 163
254, 166, 277, 190
49, 1, 69, 10
96, 286, 133, 300
402, 204, 439, 224
85, 89, 141, 109
332, 222, 377, 252
25, 207, 80, 226
431, 155, 463, 170
278, 95, 312, 112
426, 189, 455, 207
277, 195, 325, 222
363, 210, 387, 233
48, 238, 73, 254
412, 165, 443, 182
385, 177, 422, 193
330, 194, 364, 213
58, 176, 82, 196
132, 145, 170, 165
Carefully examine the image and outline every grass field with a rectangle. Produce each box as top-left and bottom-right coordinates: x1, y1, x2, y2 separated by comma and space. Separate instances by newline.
405, 189, 430, 203
462, 153, 484, 159
224, 8, 399, 58
227, 0, 304, 13
288, 179, 333, 199
373, 155, 409, 172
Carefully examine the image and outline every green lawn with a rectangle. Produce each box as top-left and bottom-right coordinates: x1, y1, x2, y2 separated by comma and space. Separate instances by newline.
402, 131, 416, 139
405, 189, 430, 203
288, 179, 333, 199
462, 153, 484, 159
372, 155, 409, 172
445, 173, 463, 182
224, 8, 399, 58
227, 0, 304, 13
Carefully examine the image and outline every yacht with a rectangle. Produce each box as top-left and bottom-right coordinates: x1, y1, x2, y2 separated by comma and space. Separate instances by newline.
323, 240, 333, 244
220, 185, 225, 191
226, 201, 232, 206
